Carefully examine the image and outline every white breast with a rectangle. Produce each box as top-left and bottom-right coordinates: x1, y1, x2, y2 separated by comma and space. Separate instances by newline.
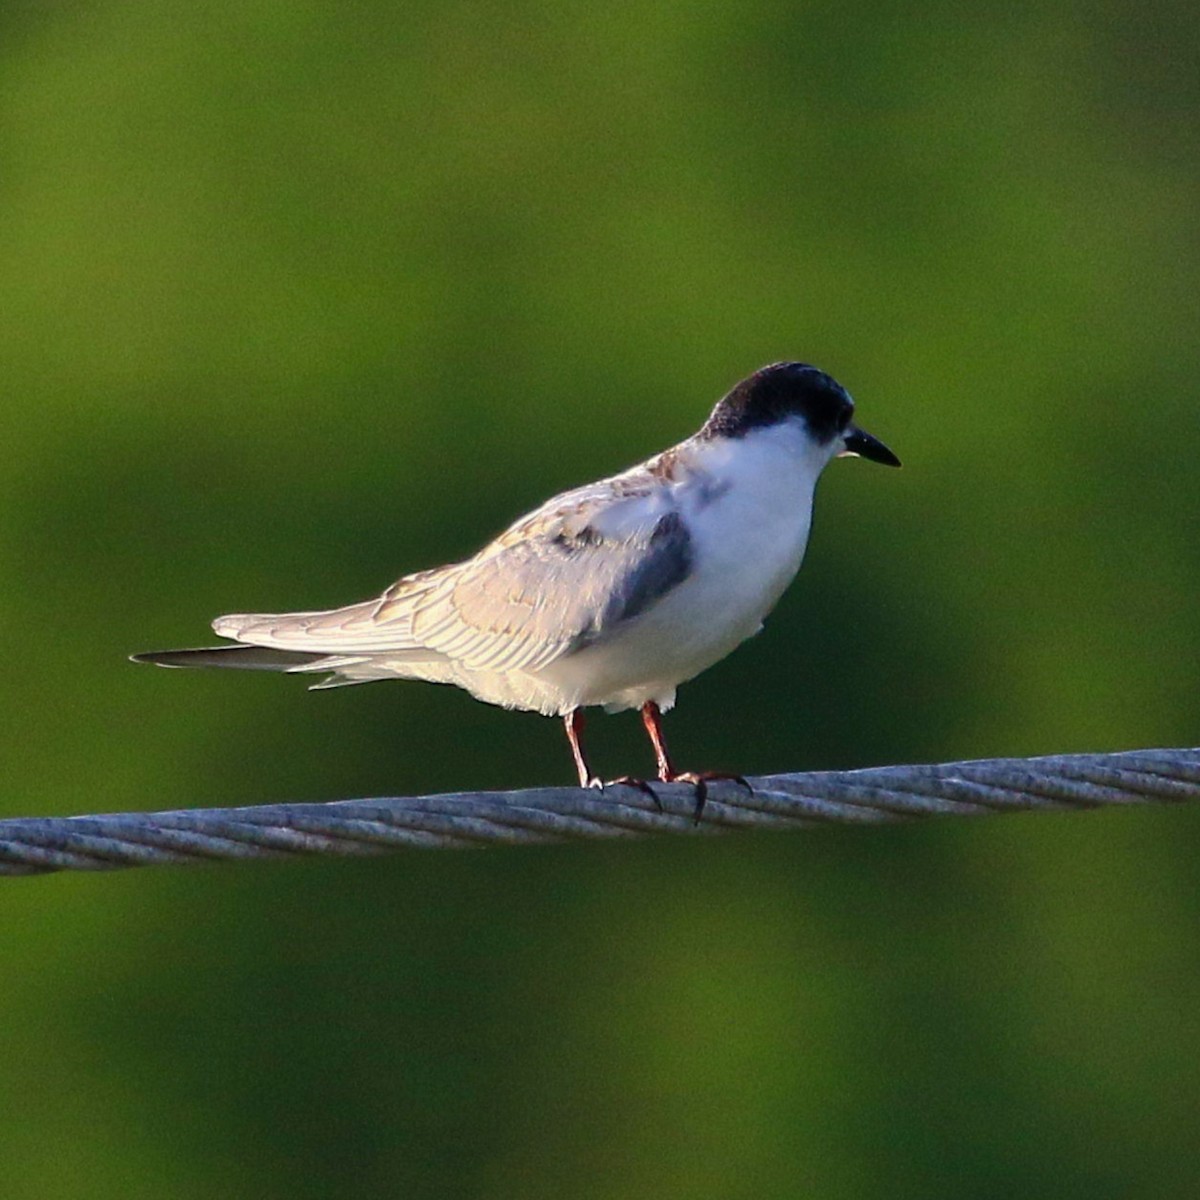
534, 422, 831, 714
660, 428, 821, 655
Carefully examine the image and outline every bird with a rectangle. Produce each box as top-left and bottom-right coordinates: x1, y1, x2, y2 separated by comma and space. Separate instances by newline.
133, 362, 900, 795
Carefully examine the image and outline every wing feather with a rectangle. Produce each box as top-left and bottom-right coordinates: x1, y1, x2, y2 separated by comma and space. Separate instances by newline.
212, 468, 693, 675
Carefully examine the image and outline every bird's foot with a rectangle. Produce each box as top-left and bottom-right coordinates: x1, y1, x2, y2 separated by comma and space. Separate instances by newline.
667, 771, 753, 824
601, 776, 663, 812
600, 773, 751, 823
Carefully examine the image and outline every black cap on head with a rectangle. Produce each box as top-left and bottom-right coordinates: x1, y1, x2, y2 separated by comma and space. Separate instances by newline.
701, 362, 854, 442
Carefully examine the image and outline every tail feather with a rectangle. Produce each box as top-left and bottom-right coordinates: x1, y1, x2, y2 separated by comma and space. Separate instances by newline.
130, 645, 327, 671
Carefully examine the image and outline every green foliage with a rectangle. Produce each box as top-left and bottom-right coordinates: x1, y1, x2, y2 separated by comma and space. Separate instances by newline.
1, 1, 1198, 1195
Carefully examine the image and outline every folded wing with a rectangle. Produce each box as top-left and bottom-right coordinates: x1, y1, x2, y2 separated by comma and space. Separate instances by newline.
213, 484, 694, 678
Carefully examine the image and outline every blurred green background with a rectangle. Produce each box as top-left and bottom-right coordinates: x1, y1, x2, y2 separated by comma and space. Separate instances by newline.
2, 1, 1198, 1195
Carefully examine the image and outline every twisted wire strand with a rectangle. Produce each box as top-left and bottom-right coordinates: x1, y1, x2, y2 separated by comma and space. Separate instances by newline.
1, 747, 1197, 877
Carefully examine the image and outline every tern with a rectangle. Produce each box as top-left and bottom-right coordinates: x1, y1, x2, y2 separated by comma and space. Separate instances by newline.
134, 362, 900, 793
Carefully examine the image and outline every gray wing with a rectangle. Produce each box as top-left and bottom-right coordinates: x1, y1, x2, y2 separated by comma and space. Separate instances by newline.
213, 477, 694, 675
407, 506, 693, 673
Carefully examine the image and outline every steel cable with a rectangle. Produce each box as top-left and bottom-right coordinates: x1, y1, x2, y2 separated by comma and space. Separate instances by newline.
1, 746, 1196, 876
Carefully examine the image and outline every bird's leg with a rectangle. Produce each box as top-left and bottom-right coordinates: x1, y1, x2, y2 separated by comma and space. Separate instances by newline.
604, 701, 752, 818
564, 709, 599, 788
640, 700, 751, 822
597, 700, 667, 808
640, 700, 676, 782
638, 699, 696, 819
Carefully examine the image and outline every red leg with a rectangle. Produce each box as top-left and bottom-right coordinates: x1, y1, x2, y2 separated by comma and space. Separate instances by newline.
640, 700, 676, 781
589, 701, 669, 807
639, 700, 750, 821
564, 709, 596, 788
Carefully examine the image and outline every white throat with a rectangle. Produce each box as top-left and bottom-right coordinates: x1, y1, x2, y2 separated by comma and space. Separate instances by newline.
673, 420, 837, 629
683, 419, 836, 515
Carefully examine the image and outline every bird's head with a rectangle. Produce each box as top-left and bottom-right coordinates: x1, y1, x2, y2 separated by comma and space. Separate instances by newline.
702, 362, 901, 469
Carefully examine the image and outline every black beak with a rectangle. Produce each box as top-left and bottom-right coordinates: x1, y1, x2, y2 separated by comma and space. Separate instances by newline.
841, 425, 901, 467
